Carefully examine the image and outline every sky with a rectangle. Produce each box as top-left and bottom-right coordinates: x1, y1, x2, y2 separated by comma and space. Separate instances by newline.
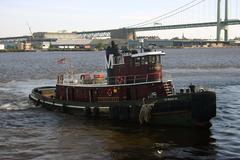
0, 0, 239, 39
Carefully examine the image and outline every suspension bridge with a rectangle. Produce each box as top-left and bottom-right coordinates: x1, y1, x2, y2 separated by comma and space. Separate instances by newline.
0, 0, 239, 43
76, 0, 240, 42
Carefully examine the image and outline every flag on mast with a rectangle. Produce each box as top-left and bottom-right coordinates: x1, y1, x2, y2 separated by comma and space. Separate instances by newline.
57, 58, 66, 64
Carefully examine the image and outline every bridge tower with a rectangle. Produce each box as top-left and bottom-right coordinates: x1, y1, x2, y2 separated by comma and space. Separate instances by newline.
217, 0, 229, 41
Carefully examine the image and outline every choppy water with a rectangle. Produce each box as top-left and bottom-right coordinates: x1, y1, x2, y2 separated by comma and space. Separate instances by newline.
0, 48, 240, 160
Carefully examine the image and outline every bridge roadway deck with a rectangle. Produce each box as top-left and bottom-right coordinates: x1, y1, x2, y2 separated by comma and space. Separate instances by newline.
76, 19, 240, 34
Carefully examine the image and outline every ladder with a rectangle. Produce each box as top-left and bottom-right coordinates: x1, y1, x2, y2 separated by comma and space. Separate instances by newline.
163, 81, 174, 96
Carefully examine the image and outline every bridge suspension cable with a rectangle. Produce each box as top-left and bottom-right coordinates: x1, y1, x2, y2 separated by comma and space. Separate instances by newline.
136, 0, 206, 27
126, 0, 206, 28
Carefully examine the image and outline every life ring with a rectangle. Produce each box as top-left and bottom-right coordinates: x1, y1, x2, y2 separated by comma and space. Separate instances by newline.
116, 76, 124, 84
80, 74, 91, 80
107, 88, 112, 96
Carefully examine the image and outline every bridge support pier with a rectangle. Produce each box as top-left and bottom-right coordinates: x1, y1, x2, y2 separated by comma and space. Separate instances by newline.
216, 0, 229, 41
224, 0, 228, 41
216, 0, 221, 41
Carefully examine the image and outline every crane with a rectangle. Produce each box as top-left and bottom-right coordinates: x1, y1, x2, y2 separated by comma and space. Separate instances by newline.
26, 22, 34, 39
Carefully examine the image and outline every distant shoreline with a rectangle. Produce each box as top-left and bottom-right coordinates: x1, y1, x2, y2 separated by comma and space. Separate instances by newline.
0, 48, 98, 53
0, 46, 239, 53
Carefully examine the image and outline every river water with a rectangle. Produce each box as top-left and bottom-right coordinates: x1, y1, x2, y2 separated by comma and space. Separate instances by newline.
0, 48, 240, 160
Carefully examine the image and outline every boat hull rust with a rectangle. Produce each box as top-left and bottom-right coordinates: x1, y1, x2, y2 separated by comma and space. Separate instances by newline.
29, 86, 216, 128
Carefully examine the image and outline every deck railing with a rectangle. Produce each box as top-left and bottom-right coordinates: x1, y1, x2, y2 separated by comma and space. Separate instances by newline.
57, 72, 162, 85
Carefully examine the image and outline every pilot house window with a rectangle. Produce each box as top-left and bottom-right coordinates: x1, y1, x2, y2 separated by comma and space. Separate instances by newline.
135, 57, 141, 67
149, 56, 156, 64
114, 55, 124, 65
141, 56, 148, 65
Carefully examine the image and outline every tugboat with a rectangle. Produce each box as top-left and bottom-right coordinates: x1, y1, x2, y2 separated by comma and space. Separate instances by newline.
29, 41, 216, 127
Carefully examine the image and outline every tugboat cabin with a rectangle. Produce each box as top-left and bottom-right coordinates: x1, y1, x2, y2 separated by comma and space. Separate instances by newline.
56, 42, 173, 103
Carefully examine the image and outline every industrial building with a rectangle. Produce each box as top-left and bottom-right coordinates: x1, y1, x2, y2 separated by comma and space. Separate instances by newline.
128, 39, 229, 49
50, 39, 92, 50
31, 32, 92, 50
33, 32, 82, 41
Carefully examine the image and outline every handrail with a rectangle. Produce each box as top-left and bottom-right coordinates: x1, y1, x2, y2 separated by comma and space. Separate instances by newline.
57, 72, 162, 85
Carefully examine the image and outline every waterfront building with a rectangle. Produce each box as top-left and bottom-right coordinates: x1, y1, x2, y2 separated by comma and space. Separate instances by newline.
32, 32, 93, 50
17, 42, 33, 51
134, 39, 229, 48
0, 44, 5, 50
33, 32, 83, 41
50, 39, 92, 50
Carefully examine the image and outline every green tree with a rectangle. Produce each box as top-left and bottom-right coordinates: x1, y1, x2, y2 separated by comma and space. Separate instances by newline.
96, 43, 106, 50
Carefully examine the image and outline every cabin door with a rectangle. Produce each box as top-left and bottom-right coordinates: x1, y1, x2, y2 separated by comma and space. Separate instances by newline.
66, 87, 73, 101
88, 90, 95, 102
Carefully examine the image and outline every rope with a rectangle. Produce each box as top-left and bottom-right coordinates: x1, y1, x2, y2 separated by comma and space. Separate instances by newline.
139, 102, 156, 124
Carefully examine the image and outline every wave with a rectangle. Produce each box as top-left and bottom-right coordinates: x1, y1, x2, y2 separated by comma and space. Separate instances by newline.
0, 79, 55, 111
0, 80, 16, 86
0, 100, 33, 111
0, 79, 56, 96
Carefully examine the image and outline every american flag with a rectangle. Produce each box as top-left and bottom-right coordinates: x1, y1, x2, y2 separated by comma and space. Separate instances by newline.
57, 58, 66, 64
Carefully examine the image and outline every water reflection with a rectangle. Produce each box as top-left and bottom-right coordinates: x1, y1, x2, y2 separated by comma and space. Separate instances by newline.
61, 120, 216, 160
106, 126, 216, 159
